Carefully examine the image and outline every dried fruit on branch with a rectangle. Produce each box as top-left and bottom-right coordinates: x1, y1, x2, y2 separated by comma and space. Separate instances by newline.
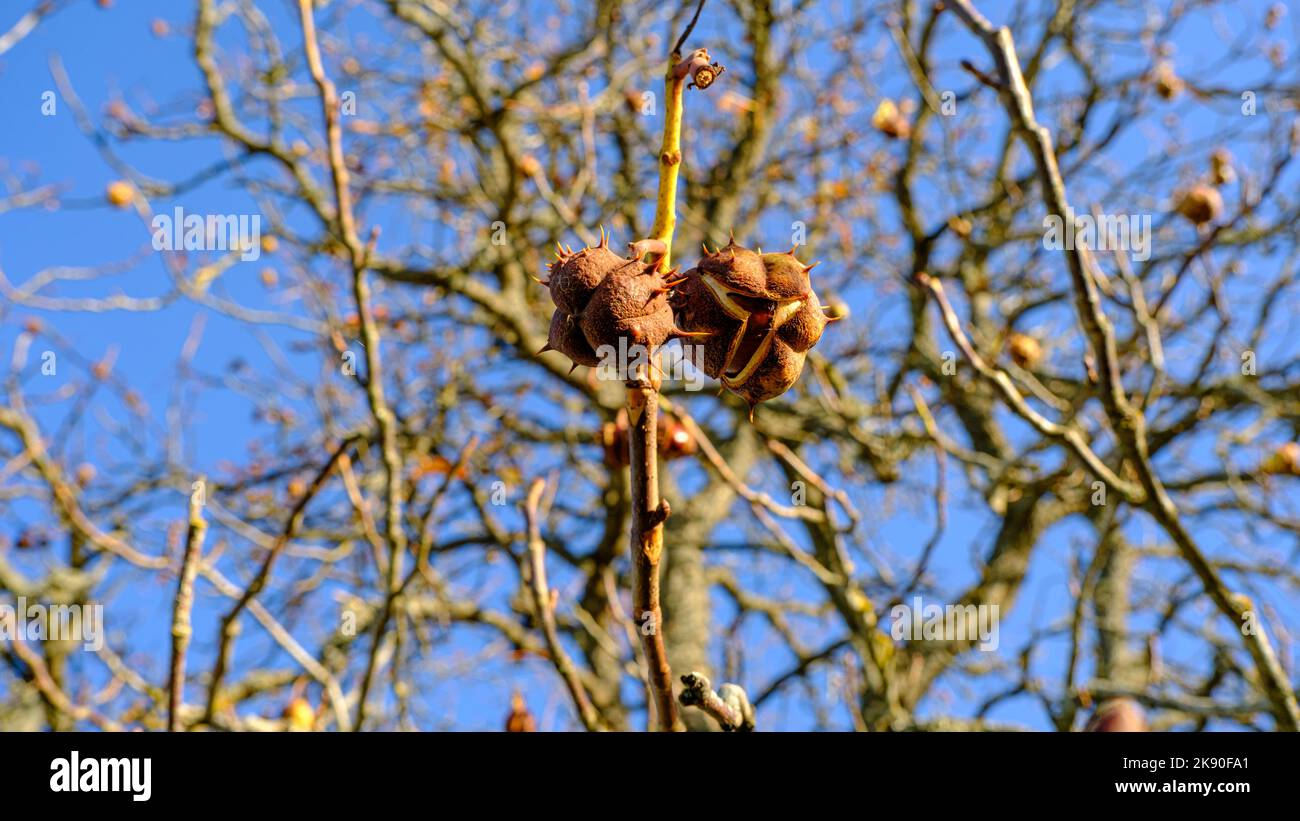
1262, 442, 1300, 476
580, 265, 676, 352
546, 310, 601, 367
1007, 332, 1042, 369
504, 691, 536, 732
106, 180, 135, 208
1210, 148, 1235, 186
284, 697, 315, 731
671, 238, 836, 415
1153, 61, 1183, 100
871, 99, 910, 140
544, 233, 625, 317
1175, 184, 1223, 226
539, 231, 687, 371
602, 410, 696, 467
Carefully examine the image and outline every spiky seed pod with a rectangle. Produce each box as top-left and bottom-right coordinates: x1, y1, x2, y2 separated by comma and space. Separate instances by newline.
673, 240, 835, 415
579, 264, 676, 352
1176, 184, 1223, 225
545, 234, 626, 316
545, 310, 601, 367
727, 337, 808, 408
658, 416, 696, 461
758, 252, 816, 300
698, 240, 767, 293
670, 273, 740, 378
540, 232, 688, 371
776, 285, 826, 353
603, 411, 697, 467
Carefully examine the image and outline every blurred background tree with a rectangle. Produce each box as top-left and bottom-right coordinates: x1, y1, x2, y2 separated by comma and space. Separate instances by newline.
1, 0, 1298, 731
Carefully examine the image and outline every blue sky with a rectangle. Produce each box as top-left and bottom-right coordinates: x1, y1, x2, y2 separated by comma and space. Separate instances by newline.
1, 0, 1297, 730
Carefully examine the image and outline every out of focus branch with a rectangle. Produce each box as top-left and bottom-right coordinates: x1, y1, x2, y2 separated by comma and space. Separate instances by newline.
946, 0, 1300, 731
521, 478, 603, 731
678, 671, 755, 731
168, 486, 207, 732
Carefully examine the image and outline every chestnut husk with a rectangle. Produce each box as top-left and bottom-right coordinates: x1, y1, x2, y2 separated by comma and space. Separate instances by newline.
540, 232, 686, 371
546, 309, 601, 367
546, 240, 627, 316
671, 238, 834, 412
580, 266, 676, 352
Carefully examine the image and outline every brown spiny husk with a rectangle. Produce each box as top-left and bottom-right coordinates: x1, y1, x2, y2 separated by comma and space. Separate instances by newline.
542, 231, 687, 370
579, 264, 675, 352
673, 239, 834, 413
729, 337, 807, 406
546, 239, 626, 316
547, 309, 601, 367
776, 286, 826, 353
670, 273, 740, 378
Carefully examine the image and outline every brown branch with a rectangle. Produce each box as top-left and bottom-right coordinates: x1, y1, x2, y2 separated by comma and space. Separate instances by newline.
521, 478, 603, 731
626, 384, 680, 730
671, 0, 708, 57
203, 436, 357, 725
0, 0, 68, 57
678, 671, 755, 731
946, 0, 1300, 731
663, 398, 825, 522
8, 637, 122, 731
0, 405, 167, 569
296, 0, 408, 729
917, 272, 1141, 499
168, 484, 207, 732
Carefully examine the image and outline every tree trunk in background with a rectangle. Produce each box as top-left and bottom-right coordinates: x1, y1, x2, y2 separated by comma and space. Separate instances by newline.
1093, 528, 1143, 687
661, 426, 760, 731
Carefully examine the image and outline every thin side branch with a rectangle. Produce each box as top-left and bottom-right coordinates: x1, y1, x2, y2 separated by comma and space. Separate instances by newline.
946, 0, 1300, 730
521, 478, 603, 731
168, 486, 207, 732
678, 671, 755, 731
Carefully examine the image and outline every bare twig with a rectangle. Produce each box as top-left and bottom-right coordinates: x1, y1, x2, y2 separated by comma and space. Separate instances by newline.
521, 478, 603, 731
946, 0, 1300, 730
168, 484, 207, 732
678, 671, 755, 731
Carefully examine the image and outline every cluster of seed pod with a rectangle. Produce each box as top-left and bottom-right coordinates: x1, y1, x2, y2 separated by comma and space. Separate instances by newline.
538, 229, 686, 372
601, 409, 696, 468
538, 232, 837, 418
671, 238, 836, 416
